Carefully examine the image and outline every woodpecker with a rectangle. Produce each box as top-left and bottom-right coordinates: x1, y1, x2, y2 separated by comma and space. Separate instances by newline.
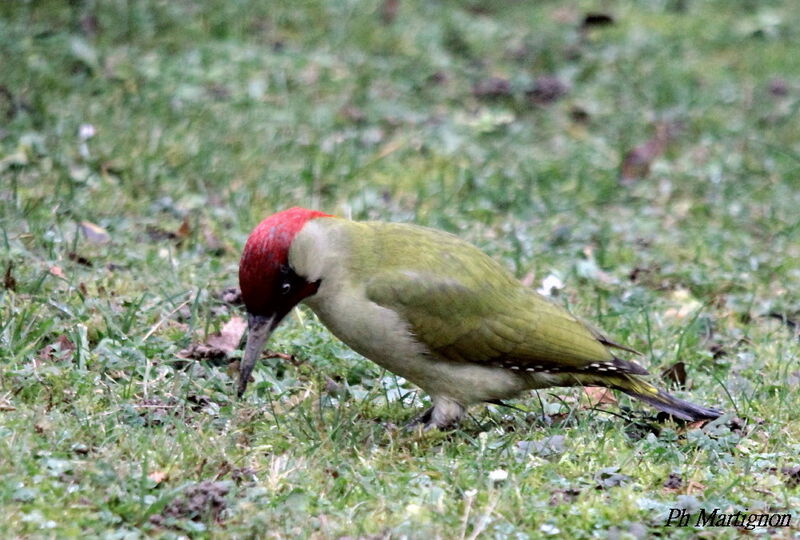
237, 207, 721, 429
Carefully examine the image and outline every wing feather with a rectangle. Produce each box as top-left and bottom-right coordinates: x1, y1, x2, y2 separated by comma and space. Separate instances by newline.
358, 221, 642, 374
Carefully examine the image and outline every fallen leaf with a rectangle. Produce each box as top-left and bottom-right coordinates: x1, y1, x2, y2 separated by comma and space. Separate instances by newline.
207, 317, 246, 354
49, 266, 66, 279
79, 221, 110, 244
0, 397, 15, 412
686, 420, 706, 430
619, 123, 679, 185
176, 217, 191, 239
3, 262, 15, 291
177, 316, 246, 361
583, 386, 617, 407
37, 335, 76, 363
686, 480, 706, 495
660, 361, 687, 389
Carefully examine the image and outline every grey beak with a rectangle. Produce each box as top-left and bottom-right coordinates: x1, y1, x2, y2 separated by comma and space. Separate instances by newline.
237, 313, 275, 397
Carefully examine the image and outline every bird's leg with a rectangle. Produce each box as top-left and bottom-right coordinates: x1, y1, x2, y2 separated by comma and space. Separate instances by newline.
403, 407, 434, 431
405, 397, 465, 430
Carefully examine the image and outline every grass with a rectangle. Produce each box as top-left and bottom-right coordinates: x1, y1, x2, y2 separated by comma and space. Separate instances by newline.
1, 0, 799, 537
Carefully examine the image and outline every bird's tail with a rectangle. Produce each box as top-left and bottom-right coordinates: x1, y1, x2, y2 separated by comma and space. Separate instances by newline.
599, 374, 722, 422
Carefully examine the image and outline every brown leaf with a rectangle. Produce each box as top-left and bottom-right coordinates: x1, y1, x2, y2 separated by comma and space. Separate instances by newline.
686, 480, 706, 495
37, 335, 76, 362
583, 386, 617, 407
79, 221, 110, 244
3, 262, 15, 291
176, 217, 191, 239
685, 420, 707, 430
207, 317, 246, 354
660, 361, 687, 389
146, 220, 189, 244
0, 398, 16, 412
178, 317, 246, 361
49, 266, 66, 279
619, 123, 679, 185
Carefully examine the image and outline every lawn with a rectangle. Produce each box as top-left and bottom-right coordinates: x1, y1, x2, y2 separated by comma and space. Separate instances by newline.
1, 0, 799, 537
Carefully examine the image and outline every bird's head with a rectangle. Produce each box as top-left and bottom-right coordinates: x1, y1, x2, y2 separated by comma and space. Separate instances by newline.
237, 206, 330, 397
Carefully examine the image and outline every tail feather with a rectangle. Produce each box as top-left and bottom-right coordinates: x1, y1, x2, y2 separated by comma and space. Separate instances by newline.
623, 387, 722, 421
587, 373, 723, 422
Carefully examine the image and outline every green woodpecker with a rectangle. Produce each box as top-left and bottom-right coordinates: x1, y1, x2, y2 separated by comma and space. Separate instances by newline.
237, 207, 721, 429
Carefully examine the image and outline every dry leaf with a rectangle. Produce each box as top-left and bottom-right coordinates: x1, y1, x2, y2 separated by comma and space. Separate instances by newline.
3, 262, 15, 291
583, 386, 617, 407
176, 217, 191, 239
0, 398, 16, 412
207, 317, 246, 354
37, 335, 76, 363
79, 221, 110, 244
177, 316, 246, 361
660, 361, 687, 389
686, 420, 707, 430
686, 480, 706, 495
619, 123, 679, 185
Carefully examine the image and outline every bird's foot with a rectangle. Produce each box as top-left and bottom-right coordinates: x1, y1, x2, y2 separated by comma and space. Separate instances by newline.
403, 407, 435, 432
403, 399, 465, 431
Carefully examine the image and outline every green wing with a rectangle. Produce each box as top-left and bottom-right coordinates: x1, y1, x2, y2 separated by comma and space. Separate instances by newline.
361, 223, 640, 373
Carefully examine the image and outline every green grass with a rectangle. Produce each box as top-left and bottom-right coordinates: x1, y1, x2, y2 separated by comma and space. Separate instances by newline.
2, 0, 799, 537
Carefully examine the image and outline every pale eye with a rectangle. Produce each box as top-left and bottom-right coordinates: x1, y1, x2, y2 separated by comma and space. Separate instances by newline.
280, 282, 291, 295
